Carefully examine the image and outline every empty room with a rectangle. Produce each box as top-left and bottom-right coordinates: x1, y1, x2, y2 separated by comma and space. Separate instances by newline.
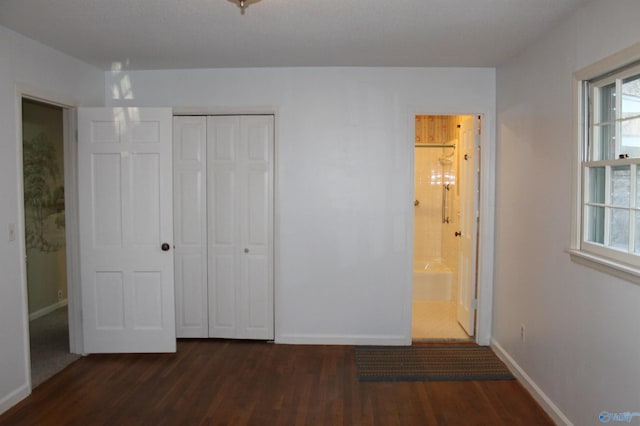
0, 1, 639, 425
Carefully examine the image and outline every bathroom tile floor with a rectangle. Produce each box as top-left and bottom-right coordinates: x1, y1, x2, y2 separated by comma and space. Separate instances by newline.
412, 300, 471, 341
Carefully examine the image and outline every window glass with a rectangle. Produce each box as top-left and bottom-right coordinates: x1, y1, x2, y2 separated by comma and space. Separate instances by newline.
594, 123, 616, 161
611, 165, 630, 206
635, 167, 640, 207
635, 212, 640, 254
610, 208, 629, 250
586, 206, 605, 244
598, 83, 617, 123
588, 167, 606, 203
621, 117, 640, 157
582, 65, 640, 266
622, 75, 640, 119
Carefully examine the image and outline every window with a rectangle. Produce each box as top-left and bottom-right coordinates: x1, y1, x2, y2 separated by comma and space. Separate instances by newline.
581, 63, 640, 266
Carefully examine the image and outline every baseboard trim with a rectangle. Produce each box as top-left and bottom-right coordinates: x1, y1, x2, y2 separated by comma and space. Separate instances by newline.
276, 333, 409, 346
0, 383, 30, 416
491, 339, 573, 426
29, 299, 67, 322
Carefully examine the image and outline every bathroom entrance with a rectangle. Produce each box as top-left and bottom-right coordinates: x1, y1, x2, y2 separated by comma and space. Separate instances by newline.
21, 97, 80, 386
412, 114, 480, 341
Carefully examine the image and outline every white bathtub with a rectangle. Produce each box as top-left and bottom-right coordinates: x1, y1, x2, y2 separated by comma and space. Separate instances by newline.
413, 259, 453, 301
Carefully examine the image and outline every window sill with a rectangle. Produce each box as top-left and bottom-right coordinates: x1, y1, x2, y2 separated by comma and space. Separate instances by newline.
566, 249, 640, 286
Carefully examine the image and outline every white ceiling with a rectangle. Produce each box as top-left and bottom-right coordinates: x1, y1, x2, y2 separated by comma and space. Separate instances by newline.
0, 0, 591, 71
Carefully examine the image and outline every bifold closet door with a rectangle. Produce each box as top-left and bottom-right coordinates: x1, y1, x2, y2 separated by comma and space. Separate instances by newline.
208, 115, 274, 340
173, 116, 208, 338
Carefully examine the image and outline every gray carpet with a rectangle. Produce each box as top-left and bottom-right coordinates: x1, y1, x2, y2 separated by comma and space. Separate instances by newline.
29, 306, 81, 388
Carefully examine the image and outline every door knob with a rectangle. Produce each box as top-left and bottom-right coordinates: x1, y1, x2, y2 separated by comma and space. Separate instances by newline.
161, 243, 171, 251
455, 231, 462, 237
244, 248, 249, 253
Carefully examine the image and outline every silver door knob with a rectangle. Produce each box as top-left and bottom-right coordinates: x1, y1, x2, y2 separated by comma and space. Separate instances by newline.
244, 248, 249, 253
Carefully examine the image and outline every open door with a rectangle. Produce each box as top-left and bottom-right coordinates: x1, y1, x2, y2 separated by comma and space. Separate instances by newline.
457, 115, 480, 336
77, 108, 176, 353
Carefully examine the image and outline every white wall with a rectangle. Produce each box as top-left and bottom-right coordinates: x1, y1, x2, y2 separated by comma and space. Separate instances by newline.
495, 1, 640, 425
105, 67, 495, 344
0, 26, 104, 413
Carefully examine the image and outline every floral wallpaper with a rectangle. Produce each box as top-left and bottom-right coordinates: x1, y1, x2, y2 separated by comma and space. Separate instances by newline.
22, 99, 66, 315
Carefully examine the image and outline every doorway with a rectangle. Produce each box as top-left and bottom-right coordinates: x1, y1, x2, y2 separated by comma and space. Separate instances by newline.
21, 98, 79, 386
412, 114, 479, 341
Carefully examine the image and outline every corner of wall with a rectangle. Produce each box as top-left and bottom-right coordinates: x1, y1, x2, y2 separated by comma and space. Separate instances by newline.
491, 339, 573, 426
0, 384, 30, 416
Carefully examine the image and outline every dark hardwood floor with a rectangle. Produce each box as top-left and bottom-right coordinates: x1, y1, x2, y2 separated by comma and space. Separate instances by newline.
0, 340, 554, 425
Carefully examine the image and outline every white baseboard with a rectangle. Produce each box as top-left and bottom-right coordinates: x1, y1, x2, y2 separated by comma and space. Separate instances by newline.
276, 333, 409, 346
491, 339, 573, 426
29, 299, 67, 321
0, 383, 30, 416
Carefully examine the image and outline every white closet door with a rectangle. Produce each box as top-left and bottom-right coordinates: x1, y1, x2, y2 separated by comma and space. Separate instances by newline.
78, 107, 176, 353
207, 115, 274, 340
240, 116, 274, 340
173, 116, 208, 338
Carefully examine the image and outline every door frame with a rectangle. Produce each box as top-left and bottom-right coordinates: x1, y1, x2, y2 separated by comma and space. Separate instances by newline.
408, 111, 495, 345
16, 86, 82, 388
173, 108, 279, 341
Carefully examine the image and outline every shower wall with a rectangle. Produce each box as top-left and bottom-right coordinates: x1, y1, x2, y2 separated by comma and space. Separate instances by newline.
414, 115, 462, 299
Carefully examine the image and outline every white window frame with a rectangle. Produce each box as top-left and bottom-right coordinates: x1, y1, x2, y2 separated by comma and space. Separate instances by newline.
569, 43, 640, 285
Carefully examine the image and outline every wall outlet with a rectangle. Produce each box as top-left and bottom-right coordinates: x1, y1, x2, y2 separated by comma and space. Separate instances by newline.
57, 290, 63, 301
520, 323, 526, 342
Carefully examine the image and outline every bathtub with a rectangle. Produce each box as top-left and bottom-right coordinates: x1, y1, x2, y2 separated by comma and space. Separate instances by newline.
413, 259, 453, 301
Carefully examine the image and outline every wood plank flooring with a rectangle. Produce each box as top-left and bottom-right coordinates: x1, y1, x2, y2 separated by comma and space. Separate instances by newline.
0, 340, 554, 425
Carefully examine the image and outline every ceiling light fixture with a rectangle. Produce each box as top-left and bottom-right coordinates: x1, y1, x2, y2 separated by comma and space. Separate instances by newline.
229, 0, 262, 15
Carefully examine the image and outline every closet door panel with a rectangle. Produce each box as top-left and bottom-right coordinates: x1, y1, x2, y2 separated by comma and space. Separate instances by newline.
247, 170, 269, 245
238, 116, 274, 339
207, 115, 273, 340
173, 116, 208, 338
207, 116, 240, 337
210, 169, 236, 245
178, 172, 204, 245
247, 122, 270, 162
209, 254, 237, 337
208, 168, 237, 336
244, 255, 269, 336
176, 253, 206, 330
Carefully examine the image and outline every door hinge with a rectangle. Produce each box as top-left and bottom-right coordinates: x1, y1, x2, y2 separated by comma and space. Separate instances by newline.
471, 299, 478, 310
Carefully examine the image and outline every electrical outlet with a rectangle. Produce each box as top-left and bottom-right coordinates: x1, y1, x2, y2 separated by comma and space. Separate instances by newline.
520, 323, 526, 342
57, 290, 63, 301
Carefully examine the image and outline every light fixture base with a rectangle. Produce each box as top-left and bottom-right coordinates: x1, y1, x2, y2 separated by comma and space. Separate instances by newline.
227, 0, 262, 15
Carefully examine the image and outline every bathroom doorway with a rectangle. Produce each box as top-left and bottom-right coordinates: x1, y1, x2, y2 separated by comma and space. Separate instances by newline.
21, 98, 80, 387
412, 114, 480, 341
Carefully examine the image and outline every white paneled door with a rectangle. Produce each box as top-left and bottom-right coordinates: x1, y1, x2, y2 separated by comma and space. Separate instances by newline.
207, 116, 274, 340
78, 108, 176, 353
173, 116, 209, 338
457, 115, 480, 336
